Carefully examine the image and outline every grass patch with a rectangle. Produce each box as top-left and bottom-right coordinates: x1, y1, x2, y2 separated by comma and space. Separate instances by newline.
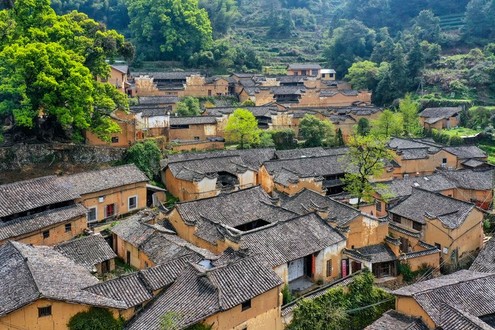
441, 127, 482, 137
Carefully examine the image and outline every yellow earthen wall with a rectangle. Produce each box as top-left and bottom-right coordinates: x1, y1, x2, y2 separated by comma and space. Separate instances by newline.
396, 296, 435, 329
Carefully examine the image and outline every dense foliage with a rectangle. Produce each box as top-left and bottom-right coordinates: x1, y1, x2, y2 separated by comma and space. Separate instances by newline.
176, 97, 201, 117
224, 109, 261, 149
298, 114, 335, 147
0, 0, 132, 142
123, 140, 162, 181
68, 308, 123, 330
288, 270, 394, 330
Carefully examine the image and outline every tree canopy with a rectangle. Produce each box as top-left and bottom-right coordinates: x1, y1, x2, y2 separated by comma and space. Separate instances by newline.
224, 108, 260, 149
299, 114, 335, 147
124, 140, 162, 181
176, 97, 201, 117
68, 307, 123, 330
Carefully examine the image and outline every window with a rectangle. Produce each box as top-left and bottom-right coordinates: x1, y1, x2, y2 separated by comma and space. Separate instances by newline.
241, 300, 251, 311
392, 214, 401, 223
42, 230, 50, 239
105, 204, 115, 218
322, 74, 326, 78
64, 223, 72, 233
375, 200, 382, 212
128, 196, 138, 210
412, 222, 422, 231
38, 306, 52, 317
194, 136, 200, 141
111, 137, 119, 143
88, 207, 97, 223
326, 260, 333, 277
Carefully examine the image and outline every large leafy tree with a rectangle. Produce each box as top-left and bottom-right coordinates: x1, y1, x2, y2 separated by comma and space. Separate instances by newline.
224, 109, 260, 149
371, 110, 404, 138
176, 97, 201, 117
199, 0, 238, 37
0, 0, 131, 142
125, 0, 213, 62
298, 114, 335, 147
398, 94, 422, 137
343, 135, 393, 206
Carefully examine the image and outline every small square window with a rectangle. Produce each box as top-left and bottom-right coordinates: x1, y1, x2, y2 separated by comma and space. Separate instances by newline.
241, 300, 251, 311
194, 136, 200, 141
64, 223, 72, 233
42, 230, 50, 239
38, 306, 52, 317
128, 196, 137, 210
88, 207, 97, 223
111, 137, 119, 143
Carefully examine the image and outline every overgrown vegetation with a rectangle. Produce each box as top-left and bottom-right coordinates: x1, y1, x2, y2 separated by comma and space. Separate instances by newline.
398, 263, 435, 283
123, 140, 162, 181
68, 308, 123, 330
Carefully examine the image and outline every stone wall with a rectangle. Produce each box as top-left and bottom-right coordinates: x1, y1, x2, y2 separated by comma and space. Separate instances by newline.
0, 143, 126, 171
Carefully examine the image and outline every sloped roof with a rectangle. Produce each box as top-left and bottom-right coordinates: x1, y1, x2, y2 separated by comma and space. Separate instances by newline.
439, 302, 494, 330
344, 244, 397, 263
174, 186, 297, 244
138, 96, 179, 105
167, 155, 251, 181
0, 176, 79, 218
440, 169, 494, 190
419, 106, 461, 119
389, 188, 476, 228
111, 65, 128, 74
240, 213, 345, 267
470, 238, 495, 273
275, 147, 348, 160
270, 86, 306, 95
327, 106, 382, 116
0, 204, 87, 241
375, 174, 456, 199
140, 108, 171, 117
388, 137, 441, 151
126, 257, 282, 330
66, 164, 148, 195
169, 116, 218, 126
393, 270, 495, 327
0, 241, 126, 317
444, 146, 487, 159
280, 189, 360, 226
132, 71, 199, 80
139, 256, 193, 291
288, 63, 322, 70
365, 310, 428, 330
55, 235, 117, 270
203, 106, 278, 117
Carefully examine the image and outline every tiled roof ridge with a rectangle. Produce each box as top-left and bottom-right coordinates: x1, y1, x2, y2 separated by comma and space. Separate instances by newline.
175, 185, 264, 207
412, 186, 477, 209
9, 242, 41, 299
409, 272, 495, 296
168, 154, 242, 165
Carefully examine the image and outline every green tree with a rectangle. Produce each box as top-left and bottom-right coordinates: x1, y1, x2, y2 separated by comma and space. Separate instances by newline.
68, 307, 123, 330
257, 131, 275, 148
406, 41, 425, 91
199, 0, 239, 37
124, 140, 162, 181
334, 128, 345, 146
125, 0, 213, 62
176, 97, 201, 116
271, 129, 298, 150
299, 114, 335, 147
412, 10, 441, 43
224, 109, 260, 149
356, 118, 371, 136
345, 60, 380, 91
398, 94, 422, 137
371, 110, 404, 138
343, 135, 393, 205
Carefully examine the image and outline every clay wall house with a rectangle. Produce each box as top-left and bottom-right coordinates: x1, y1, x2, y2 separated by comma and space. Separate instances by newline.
135, 96, 179, 111
162, 149, 275, 201
388, 188, 484, 268
443, 145, 488, 169
54, 234, 117, 275
134, 107, 171, 138
260, 148, 349, 196
287, 63, 323, 77
203, 105, 293, 130
85, 109, 136, 147
182, 75, 230, 97
385, 270, 495, 329
168, 116, 220, 142
0, 176, 87, 246
132, 71, 199, 97
65, 165, 149, 224
97, 64, 130, 94
419, 106, 462, 130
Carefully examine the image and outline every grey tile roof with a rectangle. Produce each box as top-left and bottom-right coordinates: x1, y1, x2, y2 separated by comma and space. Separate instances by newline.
167, 155, 251, 181
0, 176, 79, 218
126, 257, 282, 330
175, 186, 297, 244
0, 204, 87, 241
470, 238, 495, 273
440, 169, 494, 190
132, 71, 199, 80
393, 270, 495, 327
85, 272, 153, 309
169, 116, 218, 126
439, 302, 495, 330
288, 63, 322, 70
0, 241, 126, 317
138, 96, 179, 105
344, 244, 397, 263
389, 188, 475, 228
55, 235, 116, 271
139, 256, 193, 291
275, 147, 348, 160
111, 212, 157, 247
280, 189, 360, 226
111, 65, 128, 74
388, 137, 441, 153
264, 154, 348, 187
463, 159, 487, 168
277, 75, 308, 83
419, 106, 462, 119
270, 86, 306, 95
165, 148, 275, 168
240, 213, 346, 268
203, 106, 278, 117
328, 106, 382, 116
139, 107, 171, 117
365, 310, 428, 330
375, 174, 456, 199
66, 164, 148, 195
444, 146, 487, 159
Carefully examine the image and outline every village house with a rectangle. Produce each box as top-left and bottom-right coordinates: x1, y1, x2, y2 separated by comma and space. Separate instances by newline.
0, 241, 129, 330
162, 149, 275, 201
168, 116, 221, 142
65, 165, 149, 224
260, 148, 349, 196
97, 64, 130, 94
111, 210, 215, 269
287, 63, 324, 77
132, 71, 199, 96
85, 109, 137, 147
0, 176, 87, 246
388, 188, 484, 268
419, 106, 462, 130
136, 96, 179, 110
54, 234, 117, 275
443, 145, 488, 169
386, 270, 495, 329
125, 256, 284, 330
204, 105, 293, 130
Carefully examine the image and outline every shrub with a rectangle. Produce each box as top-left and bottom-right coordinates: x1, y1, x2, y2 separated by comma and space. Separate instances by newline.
68, 308, 123, 330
